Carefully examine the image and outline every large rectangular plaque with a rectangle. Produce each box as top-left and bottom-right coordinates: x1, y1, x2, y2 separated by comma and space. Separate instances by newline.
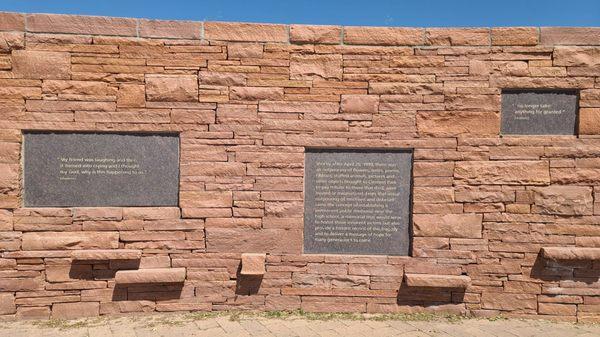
304, 149, 413, 255
23, 132, 179, 207
501, 90, 578, 135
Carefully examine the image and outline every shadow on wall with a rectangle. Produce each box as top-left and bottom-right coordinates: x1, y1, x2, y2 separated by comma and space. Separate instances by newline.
531, 253, 600, 283
396, 282, 466, 308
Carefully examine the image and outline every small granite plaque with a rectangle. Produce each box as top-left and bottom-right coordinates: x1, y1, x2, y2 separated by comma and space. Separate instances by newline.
304, 149, 412, 256
23, 132, 179, 207
501, 90, 578, 135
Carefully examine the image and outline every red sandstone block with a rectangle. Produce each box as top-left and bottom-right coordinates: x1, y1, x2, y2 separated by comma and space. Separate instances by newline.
115, 268, 186, 284
290, 54, 342, 81
230, 86, 284, 101
21, 232, 119, 250
227, 43, 264, 58
180, 191, 232, 208
0, 12, 24, 31
290, 25, 341, 44
16, 307, 50, 320
580, 108, 600, 135
541, 27, 600, 45
181, 162, 246, 177
404, 274, 471, 288
0, 293, 15, 315
123, 207, 180, 220
481, 292, 537, 311
52, 302, 99, 320
531, 186, 593, 215
413, 213, 483, 238
71, 249, 142, 261
11, 50, 70, 80
491, 27, 539, 45
454, 161, 550, 185
145, 74, 198, 102
344, 26, 424, 45
206, 228, 302, 254
139, 19, 201, 39
240, 253, 266, 275
27, 13, 136, 36
204, 22, 288, 42
117, 84, 145, 108
426, 28, 489, 46
554, 47, 600, 67
73, 207, 123, 221
340, 94, 379, 114
541, 247, 600, 260
0, 278, 42, 292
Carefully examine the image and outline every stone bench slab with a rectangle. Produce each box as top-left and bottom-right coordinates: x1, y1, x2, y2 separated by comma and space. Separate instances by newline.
71, 249, 142, 261
541, 247, 600, 261
404, 273, 471, 288
115, 268, 186, 284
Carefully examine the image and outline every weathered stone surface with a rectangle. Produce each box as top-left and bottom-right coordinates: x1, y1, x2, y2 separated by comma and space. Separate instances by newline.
531, 186, 593, 215
117, 84, 145, 108
0, 32, 24, 52
404, 274, 471, 288
228, 43, 263, 58
240, 253, 266, 275
12, 50, 70, 79
27, 13, 137, 36
481, 292, 537, 311
52, 302, 99, 320
0, 293, 16, 315
115, 268, 186, 284
541, 27, 600, 45
426, 28, 489, 46
146, 74, 198, 102
204, 22, 287, 42
491, 27, 538, 45
21, 232, 119, 250
290, 54, 342, 81
0, 12, 25, 31
454, 161, 550, 185
230, 86, 284, 101
341, 95, 379, 114
580, 108, 600, 135
541, 247, 600, 261
413, 214, 483, 238
207, 228, 302, 253
417, 111, 500, 136
71, 249, 142, 260
344, 26, 423, 45
290, 25, 341, 44
554, 47, 600, 67
139, 19, 201, 39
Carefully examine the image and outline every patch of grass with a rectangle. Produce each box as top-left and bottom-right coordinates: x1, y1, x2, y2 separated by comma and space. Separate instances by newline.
31, 317, 104, 330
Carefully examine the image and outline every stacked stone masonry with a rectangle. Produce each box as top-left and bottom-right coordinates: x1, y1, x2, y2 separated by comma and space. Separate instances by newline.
0, 12, 599, 322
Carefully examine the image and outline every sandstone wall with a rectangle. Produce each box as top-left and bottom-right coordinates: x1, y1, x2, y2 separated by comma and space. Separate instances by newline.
0, 12, 599, 321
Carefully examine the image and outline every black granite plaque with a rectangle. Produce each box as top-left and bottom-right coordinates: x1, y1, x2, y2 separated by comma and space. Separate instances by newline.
501, 90, 578, 135
23, 132, 179, 207
304, 149, 412, 255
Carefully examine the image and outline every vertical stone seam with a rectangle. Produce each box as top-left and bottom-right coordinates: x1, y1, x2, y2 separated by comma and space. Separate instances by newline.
286, 24, 290, 44
200, 21, 205, 42
340, 26, 345, 45
538, 27, 542, 46
488, 27, 492, 47
135, 19, 140, 38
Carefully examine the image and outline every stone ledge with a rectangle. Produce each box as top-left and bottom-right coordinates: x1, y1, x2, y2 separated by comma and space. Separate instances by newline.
71, 249, 142, 261
540, 247, 600, 261
404, 274, 471, 288
115, 268, 186, 284
240, 253, 266, 276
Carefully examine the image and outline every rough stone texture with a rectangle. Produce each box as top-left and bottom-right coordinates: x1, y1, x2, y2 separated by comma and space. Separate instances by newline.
12, 50, 70, 79
240, 253, 266, 275
72, 249, 142, 260
146, 75, 198, 102
541, 247, 600, 261
115, 268, 186, 284
0, 12, 598, 321
413, 214, 483, 238
404, 274, 471, 288
531, 186, 593, 215
290, 25, 341, 44
52, 302, 99, 320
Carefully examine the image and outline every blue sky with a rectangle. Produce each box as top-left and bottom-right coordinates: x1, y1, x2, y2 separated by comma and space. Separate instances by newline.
1, 0, 599, 27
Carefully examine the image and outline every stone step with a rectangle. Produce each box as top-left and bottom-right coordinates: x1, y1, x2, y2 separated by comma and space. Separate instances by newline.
115, 268, 186, 284
71, 249, 142, 261
404, 274, 471, 288
541, 247, 600, 261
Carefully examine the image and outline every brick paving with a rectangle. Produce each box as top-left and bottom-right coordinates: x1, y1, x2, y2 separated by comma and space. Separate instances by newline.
1, 313, 599, 337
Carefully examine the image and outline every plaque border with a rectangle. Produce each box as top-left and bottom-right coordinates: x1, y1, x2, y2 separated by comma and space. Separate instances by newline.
500, 89, 580, 136
21, 130, 181, 208
302, 147, 414, 256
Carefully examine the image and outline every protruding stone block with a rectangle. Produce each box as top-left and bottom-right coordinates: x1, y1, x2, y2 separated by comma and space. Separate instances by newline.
240, 253, 266, 276
541, 247, 600, 261
115, 268, 186, 284
404, 274, 471, 288
21, 232, 119, 250
71, 249, 142, 261
531, 186, 593, 215
145, 74, 198, 102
